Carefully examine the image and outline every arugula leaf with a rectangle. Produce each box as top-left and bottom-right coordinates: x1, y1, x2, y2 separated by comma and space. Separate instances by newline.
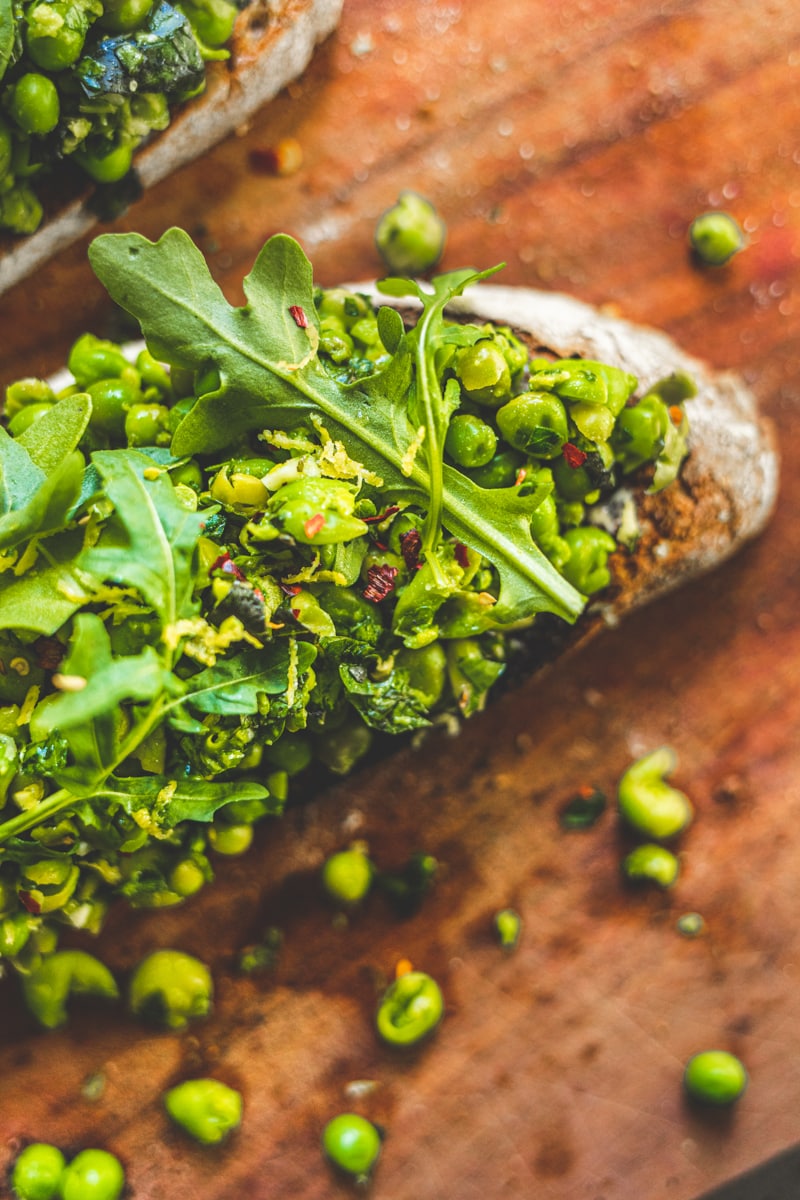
0, 0, 14, 84
17, 394, 92, 476
79, 448, 206, 628
184, 641, 317, 715
0, 535, 95, 635
41, 614, 116, 773
0, 434, 86, 552
35, 646, 167, 735
99, 776, 270, 828
338, 661, 432, 734
89, 229, 585, 627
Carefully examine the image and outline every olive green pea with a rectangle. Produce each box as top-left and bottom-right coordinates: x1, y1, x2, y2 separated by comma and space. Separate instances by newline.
322, 848, 374, 906
496, 392, 569, 457
164, 1078, 243, 1144
684, 1050, 748, 1105
58, 1148, 125, 1200
0, 183, 43, 235
4, 377, 56, 418
9, 74, 60, 135
169, 458, 204, 491
169, 859, 207, 898
128, 948, 213, 1029
313, 716, 372, 776
68, 334, 130, 389
612, 394, 670, 473
622, 843, 680, 889
375, 190, 446, 274
618, 747, 693, 840
264, 733, 312, 776
0, 117, 12, 180
208, 823, 253, 856
559, 526, 616, 595
444, 413, 498, 468
322, 1113, 382, 1178
456, 342, 512, 406
395, 642, 447, 708
11, 1142, 66, 1200
494, 908, 522, 951
688, 211, 745, 266
375, 970, 444, 1046
124, 402, 171, 447
86, 378, 139, 438
135, 347, 172, 394
22, 950, 119, 1030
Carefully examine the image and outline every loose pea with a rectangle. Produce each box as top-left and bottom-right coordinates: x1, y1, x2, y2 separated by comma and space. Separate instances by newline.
444, 413, 498, 468
456, 342, 511, 406
322, 847, 373, 906
618, 747, 693, 840
0, 184, 43, 235
684, 1050, 748, 1105
11, 1142, 66, 1200
128, 948, 213, 1029
494, 908, 521, 951
622, 843, 680, 888
375, 969, 444, 1046
688, 211, 745, 266
375, 190, 446, 274
322, 1113, 382, 1179
496, 391, 569, 457
22, 950, 119, 1029
559, 526, 616, 595
8, 74, 60, 135
58, 1149, 125, 1200
164, 1078, 243, 1144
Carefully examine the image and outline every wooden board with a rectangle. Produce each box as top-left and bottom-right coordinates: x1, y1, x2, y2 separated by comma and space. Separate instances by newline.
1, 0, 798, 1196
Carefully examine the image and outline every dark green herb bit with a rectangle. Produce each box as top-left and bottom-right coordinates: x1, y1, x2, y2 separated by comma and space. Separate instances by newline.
559, 786, 607, 830
237, 926, 283, 974
688, 211, 746, 266
375, 852, 438, 917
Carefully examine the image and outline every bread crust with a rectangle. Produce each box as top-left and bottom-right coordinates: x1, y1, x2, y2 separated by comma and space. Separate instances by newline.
357, 281, 779, 623
0, 0, 343, 296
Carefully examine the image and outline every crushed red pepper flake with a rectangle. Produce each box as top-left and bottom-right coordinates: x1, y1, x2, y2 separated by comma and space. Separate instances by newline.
209, 552, 247, 581
280, 583, 302, 596
19, 891, 40, 915
563, 442, 588, 469
363, 564, 399, 603
454, 542, 470, 569
363, 505, 400, 525
291, 608, 301, 619
303, 513, 326, 539
669, 405, 684, 426
289, 305, 309, 329
514, 468, 528, 487
399, 528, 422, 571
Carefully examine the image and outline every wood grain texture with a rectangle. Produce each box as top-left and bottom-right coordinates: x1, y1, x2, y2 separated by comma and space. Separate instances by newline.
0, 0, 798, 1197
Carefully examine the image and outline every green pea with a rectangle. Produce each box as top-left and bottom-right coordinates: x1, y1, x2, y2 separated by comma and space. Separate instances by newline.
313, 714, 372, 775
58, 1149, 125, 1200
496, 391, 569, 457
11, 1142, 66, 1200
179, 0, 238, 46
618, 747, 693, 840
169, 458, 204, 491
264, 733, 312, 776
559, 526, 616, 595
8, 402, 54, 436
98, 0, 154, 31
208, 822, 253, 856
467, 448, 524, 489
68, 334, 130, 388
684, 1050, 748, 1105
18, 859, 80, 914
168, 859, 207, 898
0, 183, 43, 235
25, 1, 91, 70
375, 969, 444, 1046
0, 911, 33, 958
4, 376, 55, 417
210, 465, 270, 510
124, 402, 171, 446
395, 641, 447, 708
164, 1078, 243, 1144
135, 347, 172, 394
9, 74, 60, 135
75, 141, 134, 185
22, 950, 119, 1029
322, 1113, 382, 1179
688, 212, 745, 266
622, 843, 680, 889
0, 117, 13, 180
321, 847, 373, 906
444, 413, 498, 468
375, 190, 446, 274
494, 908, 521, 951
456, 342, 511, 406
612, 394, 670, 474
270, 478, 368, 544
86, 377, 140, 437
128, 948, 213, 1029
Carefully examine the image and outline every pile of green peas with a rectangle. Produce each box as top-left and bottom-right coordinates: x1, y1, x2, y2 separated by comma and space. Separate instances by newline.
11, 1144, 125, 1200
0, 0, 239, 234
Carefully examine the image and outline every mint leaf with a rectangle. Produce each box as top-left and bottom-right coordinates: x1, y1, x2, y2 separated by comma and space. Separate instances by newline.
89, 229, 585, 626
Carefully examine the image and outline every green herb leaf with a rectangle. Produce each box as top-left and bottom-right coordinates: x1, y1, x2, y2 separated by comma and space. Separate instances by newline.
17, 394, 92, 476
100, 776, 270, 828
0, 429, 85, 551
36, 646, 167, 735
0, 0, 14, 84
0, 536, 94, 635
184, 641, 317, 715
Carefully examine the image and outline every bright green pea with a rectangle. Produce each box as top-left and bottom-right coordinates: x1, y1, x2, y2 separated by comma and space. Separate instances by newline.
8, 74, 60, 135
4, 376, 55, 417
612, 394, 670, 473
168, 859, 207, 898
622, 843, 680, 889
688, 212, 745, 266
8, 402, 54, 436
322, 847, 373, 906
270, 478, 368, 544
135, 347, 172, 393
25, 2, 90, 70
559, 526, 616, 595
444, 413, 498, 468
684, 1050, 748, 1105
456, 342, 511, 406
375, 190, 445, 275
322, 1113, 382, 1179
75, 141, 134, 185
164, 1078, 243, 1144
467, 448, 524, 489
11, 1142, 66, 1200
0, 911, 33, 958
86, 377, 139, 437
18, 859, 80, 914
22, 950, 119, 1029
618, 747, 693, 840
375, 969, 444, 1046
98, 0, 154, 32
494, 908, 521, 951
124, 401, 171, 446
208, 822, 253, 856
179, 0, 237, 46
58, 1149, 125, 1200
128, 948, 213, 1029
68, 334, 130, 388
496, 391, 569, 457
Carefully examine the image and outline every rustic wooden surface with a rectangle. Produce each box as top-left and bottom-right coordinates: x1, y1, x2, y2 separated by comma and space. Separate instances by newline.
1, 0, 799, 1196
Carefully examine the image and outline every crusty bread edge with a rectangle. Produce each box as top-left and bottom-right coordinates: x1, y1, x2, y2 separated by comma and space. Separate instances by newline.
0, 0, 343, 296
355, 281, 780, 622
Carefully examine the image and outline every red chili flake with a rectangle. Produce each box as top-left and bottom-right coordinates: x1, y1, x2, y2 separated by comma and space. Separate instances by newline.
562, 442, 588, 469
363, 505, 400, 525
303, 512, 326, 539
291, 608, 301, 620
19, 891, 41, 915
454, 542, 470, 570
34, 637, 64, 672
289, 305, 309, 329
280, 583, 302, 596
210, 552, 247, 581
399, 529, 422, 571
363, 564, 399, 603
668, 405, 684, 426
514, 468, 528, 487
